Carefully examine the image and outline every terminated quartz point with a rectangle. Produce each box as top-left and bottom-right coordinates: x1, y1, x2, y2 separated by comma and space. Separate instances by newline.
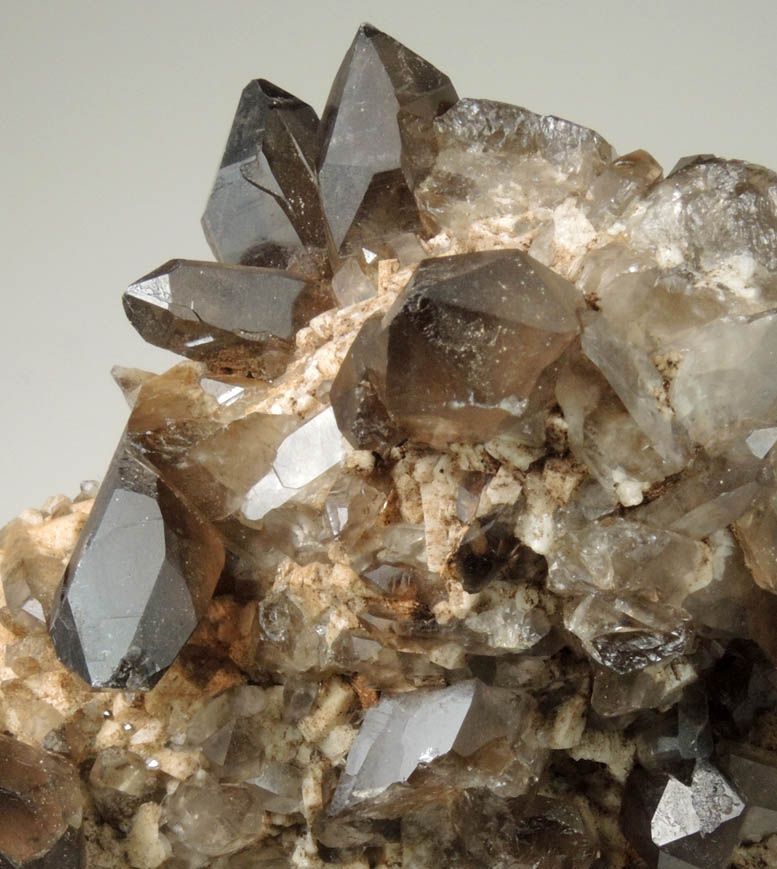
10, 19, 777, 869
318, 23, 457, 253
383, 250, 579, 446
332, 249, 580, 449
241, 407, 346, 522
49, 436, 225, 689
330, 679, 531, 814
202, 79, 325, 268
623, 762, 746, 869
123, 259, 333, 378
0, 734, 85, 868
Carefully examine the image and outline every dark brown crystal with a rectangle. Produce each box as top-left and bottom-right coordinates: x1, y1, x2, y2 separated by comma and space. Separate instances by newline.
0, 734, 85, 868
202, 79, 325, 267
124, 259, 333, 378
383, 249, 580, 447
49, 434, 225, 689
318, 23, 457, 254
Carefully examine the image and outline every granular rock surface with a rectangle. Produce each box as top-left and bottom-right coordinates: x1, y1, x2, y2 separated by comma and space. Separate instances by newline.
3, 22, 777, 869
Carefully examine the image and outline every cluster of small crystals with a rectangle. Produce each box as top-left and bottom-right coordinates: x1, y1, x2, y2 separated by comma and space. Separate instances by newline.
2, 22, 777, 869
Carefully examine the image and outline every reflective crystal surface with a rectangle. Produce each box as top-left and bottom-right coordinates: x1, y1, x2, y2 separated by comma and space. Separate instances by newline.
49, 435, 225, 689
330, 679, 530, 814
241, 407, 346, 521
124, 259, 333, 378
332, 249, 580, 449
202, 79, 325, 267
7, 20, 777, 869
318, 23, 457, 253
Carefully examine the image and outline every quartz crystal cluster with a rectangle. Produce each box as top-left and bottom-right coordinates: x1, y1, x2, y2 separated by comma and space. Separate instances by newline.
3, 22, 777, 869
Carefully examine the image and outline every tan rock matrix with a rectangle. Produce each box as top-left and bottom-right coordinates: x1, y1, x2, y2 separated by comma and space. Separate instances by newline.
3, 21, 777, 869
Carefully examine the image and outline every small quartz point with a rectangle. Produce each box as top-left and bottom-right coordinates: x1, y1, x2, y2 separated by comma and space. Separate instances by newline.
634, 448, 769, 539
241, 407, 346, 522
110, 365, 155, 409
49, 434, 225, 689
331, 257, 376, 307
163, 772, 268, 859
88, 748, 161, 833
202, 79, 326, 267
585, 148, 663, 228
124, 259, 333, 378
331, 679, 524, 813
556, 347, 679, 506
1, 518, 66, 625
565, 594, 694, 674
318, 23, 457, 253
0, 733, 85, 868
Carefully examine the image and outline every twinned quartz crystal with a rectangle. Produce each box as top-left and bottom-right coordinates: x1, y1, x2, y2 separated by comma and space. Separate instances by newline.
3, 21, 777, 869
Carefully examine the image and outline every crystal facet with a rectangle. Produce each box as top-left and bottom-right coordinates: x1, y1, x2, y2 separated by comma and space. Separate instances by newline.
124, 259, 332, 377
318, 23, 457, 253
49, 436, 225, 689
202, 79, 325, 267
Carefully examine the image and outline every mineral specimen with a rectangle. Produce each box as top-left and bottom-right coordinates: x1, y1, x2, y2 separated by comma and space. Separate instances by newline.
2, 19, 777, 869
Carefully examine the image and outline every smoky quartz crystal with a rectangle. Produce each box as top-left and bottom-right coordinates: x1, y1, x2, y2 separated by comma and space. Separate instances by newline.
0, 19, 774, 868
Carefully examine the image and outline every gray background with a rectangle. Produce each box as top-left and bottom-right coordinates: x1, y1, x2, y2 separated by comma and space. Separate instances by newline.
1, 0, 775, 523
